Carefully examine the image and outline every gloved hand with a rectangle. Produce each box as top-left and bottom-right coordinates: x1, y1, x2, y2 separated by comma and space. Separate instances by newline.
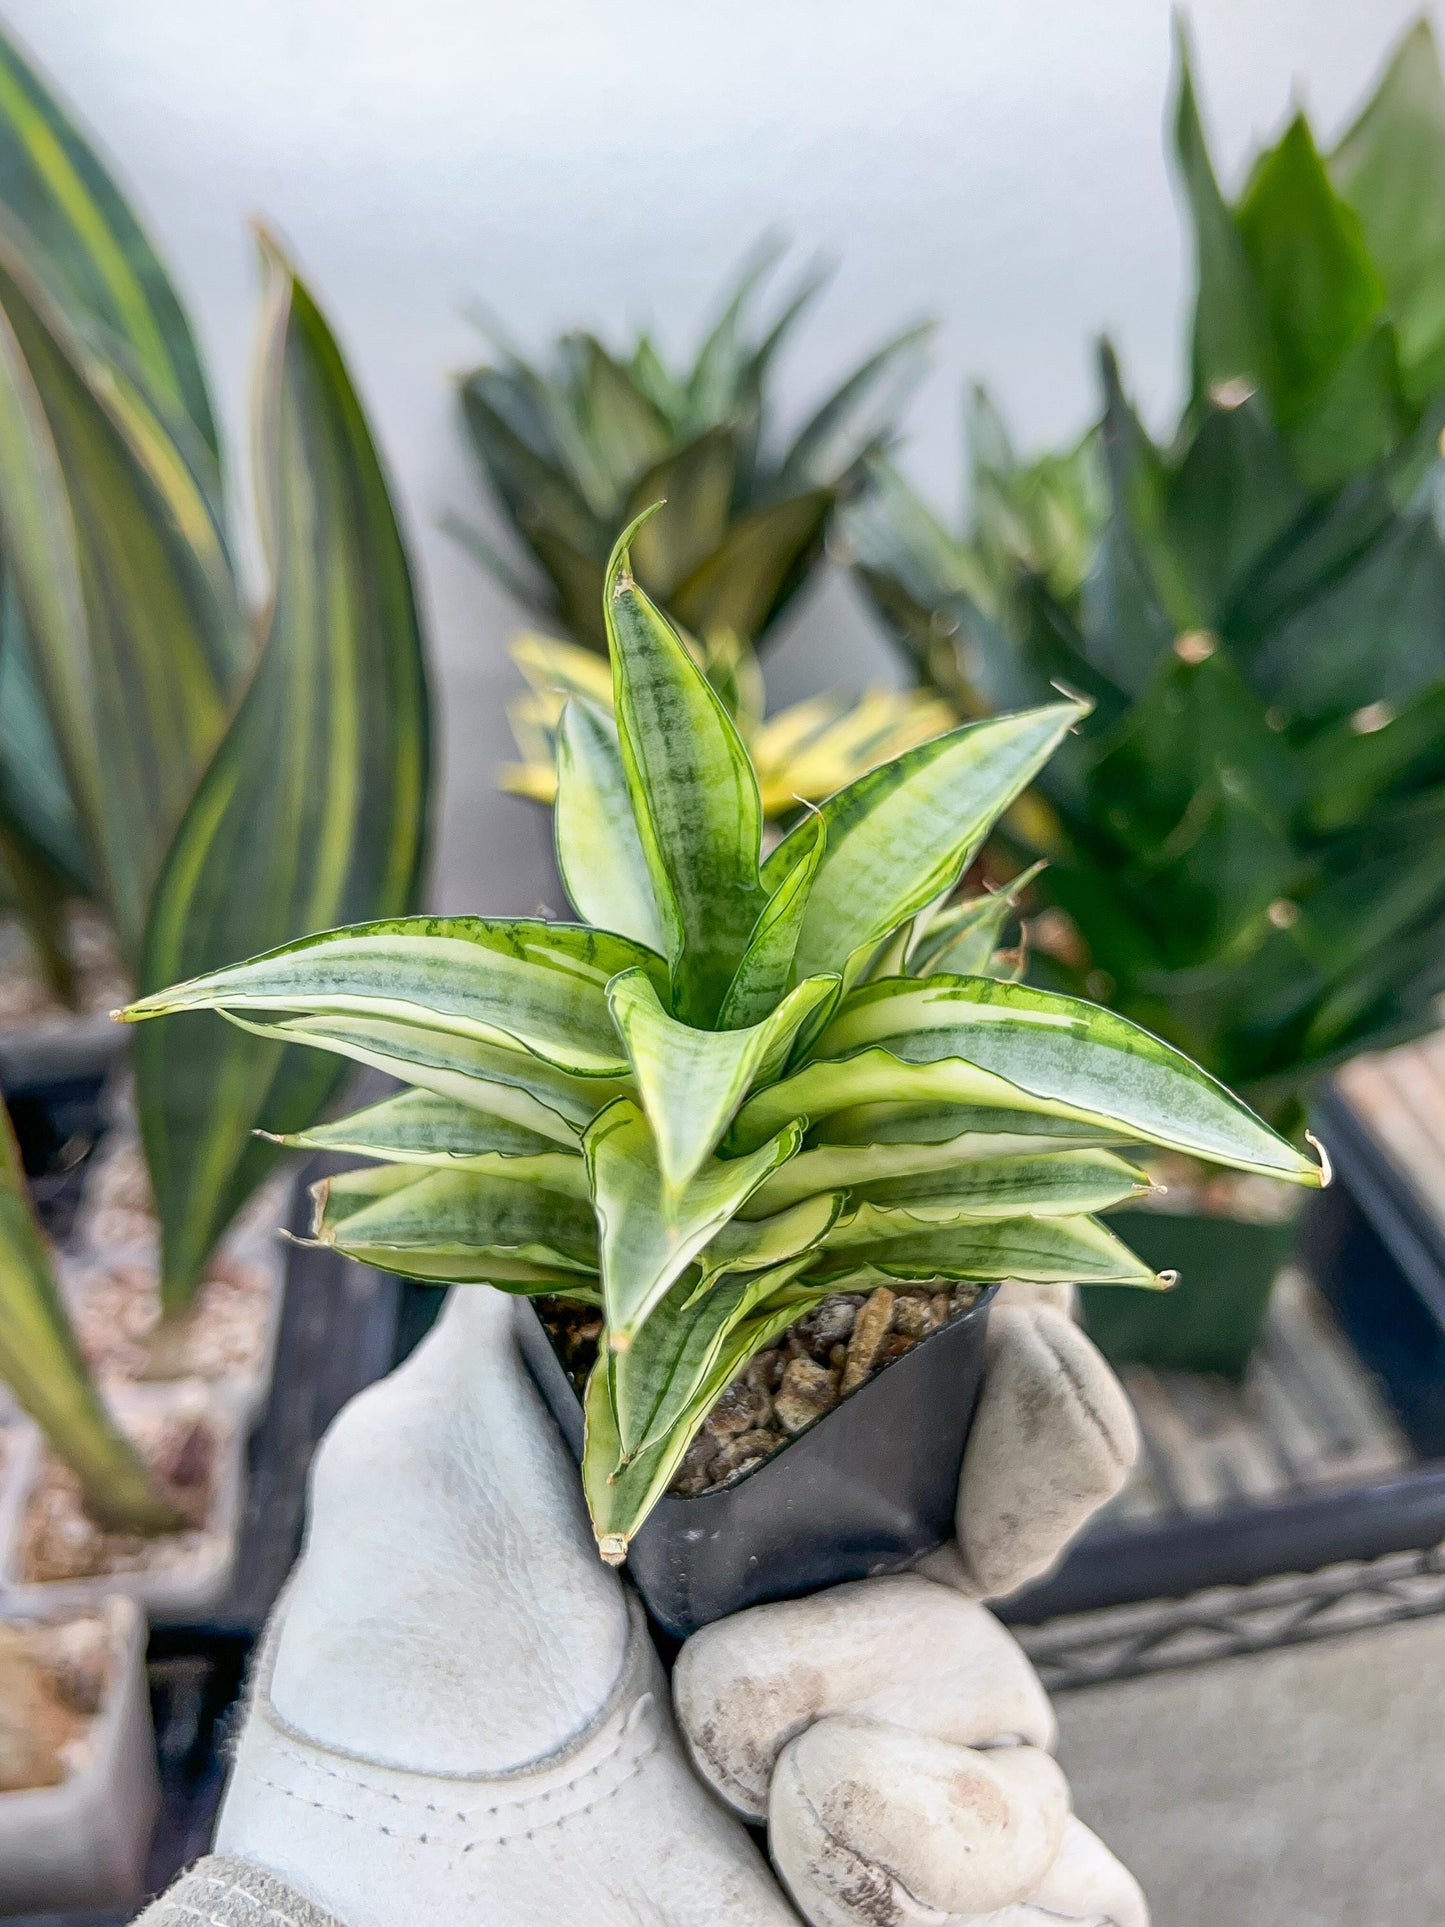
139, 1282, 1145, 1927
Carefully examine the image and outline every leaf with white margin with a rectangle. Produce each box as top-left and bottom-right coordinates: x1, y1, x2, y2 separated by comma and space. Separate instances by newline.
554, 697, 664, 951
584, 1268, 818, 1561
274, 1090, 588, 1192
308, 1163, 599, 1285
745, 1116, 1130, 1213
120, 915, 665, 1078
605, 513, 767, 1023
808, 975, 1323, 1185
910, 862, 1044, 977
689, 1190, 846, 1296
719, 814, 828, 1028
208, 1006, 622, 1143
607, 965, 835, 1192
760, 702, 1085, 984
584, 1096, 803, 1345
610, 1257, 815, 1460
809, 1212, 1164, 1287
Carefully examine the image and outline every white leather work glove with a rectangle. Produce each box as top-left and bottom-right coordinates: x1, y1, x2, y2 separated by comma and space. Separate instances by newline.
135, 1281, 1145, 1927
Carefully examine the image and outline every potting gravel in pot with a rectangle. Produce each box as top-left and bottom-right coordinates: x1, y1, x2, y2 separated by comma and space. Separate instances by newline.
119, 516, 1325, 1635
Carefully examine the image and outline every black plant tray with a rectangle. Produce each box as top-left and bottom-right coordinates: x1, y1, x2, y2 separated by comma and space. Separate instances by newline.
169, 1186, 408, 1644
1002, 1118, 1445, 1628
519, 1287, 998, 1640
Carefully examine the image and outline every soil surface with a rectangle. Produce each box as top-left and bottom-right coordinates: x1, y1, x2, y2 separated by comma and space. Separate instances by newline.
19, 1408, 218, 1586
542, 1281, 983, 1497
0, 908, 127, 1031
0, 1616, 109, 1791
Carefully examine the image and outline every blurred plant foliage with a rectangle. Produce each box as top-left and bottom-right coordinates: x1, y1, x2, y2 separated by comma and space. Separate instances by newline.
0, 23, 431, 1307
500, 630, 955, 820
457, 249, 951, 816
457, 244, 929, 652
0, 1103, 179, 1529
850, 18, 1445, 1135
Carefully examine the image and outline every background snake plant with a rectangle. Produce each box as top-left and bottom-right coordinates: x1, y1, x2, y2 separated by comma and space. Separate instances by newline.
0, 23, 432, 1307
455, 246, 952, 817
849, 18, 1445, 1139
123, 514, 1322, 1556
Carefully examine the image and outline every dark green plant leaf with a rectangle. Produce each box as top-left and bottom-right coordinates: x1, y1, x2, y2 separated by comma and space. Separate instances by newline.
1330, 18, 1445, 400
0, 1104, 178, 1530
0, 23, 219, 476
0, 235, 240, 961
130, 241, 431, 1307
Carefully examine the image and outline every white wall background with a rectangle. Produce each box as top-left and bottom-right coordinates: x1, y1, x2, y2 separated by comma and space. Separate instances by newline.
6, 0, 1434, 909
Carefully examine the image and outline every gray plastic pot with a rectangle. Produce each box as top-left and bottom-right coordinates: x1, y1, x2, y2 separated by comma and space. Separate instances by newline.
519, 1285, 998, 1639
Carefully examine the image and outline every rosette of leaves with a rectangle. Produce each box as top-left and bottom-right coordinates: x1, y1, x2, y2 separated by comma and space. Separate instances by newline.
456, 244, 929, 656
120, 515, 1321, 1557
850, 20, 1445, 1136
0, 24, 431, 1308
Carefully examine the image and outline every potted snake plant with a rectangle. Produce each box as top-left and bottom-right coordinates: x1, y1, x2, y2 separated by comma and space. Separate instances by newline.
849, 18, 1445, 1375
120, 516, 1322, 1634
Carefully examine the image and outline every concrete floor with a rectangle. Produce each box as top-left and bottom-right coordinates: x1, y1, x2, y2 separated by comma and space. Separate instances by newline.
1056, 1616, 1445, 1926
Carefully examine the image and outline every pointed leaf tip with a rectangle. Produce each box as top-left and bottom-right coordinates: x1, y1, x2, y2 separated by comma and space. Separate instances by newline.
606, 501, 669, 591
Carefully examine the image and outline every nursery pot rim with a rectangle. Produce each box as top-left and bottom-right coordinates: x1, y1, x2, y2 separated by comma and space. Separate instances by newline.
520, 1280, 999, 1638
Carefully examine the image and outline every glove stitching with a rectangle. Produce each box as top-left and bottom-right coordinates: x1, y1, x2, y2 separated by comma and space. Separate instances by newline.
247, 1717, 663, 1847
258, 1690, 654, 1822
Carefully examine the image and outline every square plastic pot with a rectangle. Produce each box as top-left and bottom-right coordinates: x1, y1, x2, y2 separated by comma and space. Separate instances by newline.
0, 1595, 159, 1916
0, 1388, 246, 1624
1083, 1207, 1299, 1379
519, 1285, 998, 1639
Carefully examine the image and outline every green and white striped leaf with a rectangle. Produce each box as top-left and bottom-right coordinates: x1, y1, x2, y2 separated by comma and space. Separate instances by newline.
808, 1212, 1164, 1288
605, 515, 767, 1022
212, 1007, 618, 1143
0, 232, 240, 961
309, 1163, 598, 1286
841, 1148, 1149, 1221
910, 863, 1044, 978
584, 1270, 816, 1560
276, 1093, 586, 1194
554, 697, 663, 950
607, 964, 836, 1191
745, 1112, 1126, 1212
610, 1258, 815, 1461
127, 915, 656, 1081
809, 976, 1323, 1184
693, 1189, 845, 1287
719, 814, 828, 1028
761, 703, 1085, 985
584, 1097, 803, 1344
0, 24, 220, 481
273, 1088, 569, 1168
133, 249, 433, 1305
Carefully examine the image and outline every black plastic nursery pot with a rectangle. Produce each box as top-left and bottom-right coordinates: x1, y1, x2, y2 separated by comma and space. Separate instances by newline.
519, 1285, 999, 1640
1084, 1207, 1299, 1380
